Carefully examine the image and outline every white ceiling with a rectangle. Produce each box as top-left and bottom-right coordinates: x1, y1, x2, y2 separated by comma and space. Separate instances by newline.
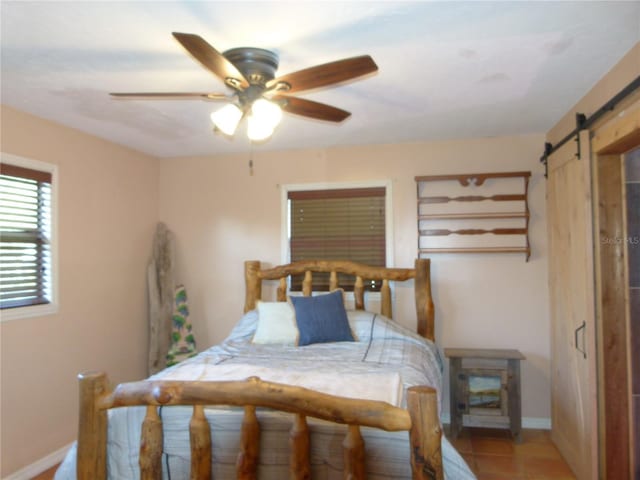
1, 1, 639, 158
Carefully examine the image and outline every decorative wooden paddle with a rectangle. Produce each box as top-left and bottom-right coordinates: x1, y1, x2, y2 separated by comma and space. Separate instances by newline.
418, 194, 526, 204
420, 228, 527, 236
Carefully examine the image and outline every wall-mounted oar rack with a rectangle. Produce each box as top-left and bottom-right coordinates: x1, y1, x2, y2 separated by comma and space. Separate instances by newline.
415, 171, 531, 261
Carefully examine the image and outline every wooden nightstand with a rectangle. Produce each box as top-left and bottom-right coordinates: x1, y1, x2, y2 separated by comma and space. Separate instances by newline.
444, 348, 525, 441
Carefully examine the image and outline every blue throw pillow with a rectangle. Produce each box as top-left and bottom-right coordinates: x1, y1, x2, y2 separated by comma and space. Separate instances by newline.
290, 290, 355, 346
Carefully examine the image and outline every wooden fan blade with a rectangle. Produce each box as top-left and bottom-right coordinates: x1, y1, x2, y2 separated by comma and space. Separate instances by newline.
273, 95, 351, 122
172, 32, 249, 90
110, 92, 229, 100
266, 55, 377, 94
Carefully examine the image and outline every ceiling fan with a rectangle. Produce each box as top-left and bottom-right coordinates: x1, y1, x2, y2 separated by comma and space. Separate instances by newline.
110, 32, 379, 141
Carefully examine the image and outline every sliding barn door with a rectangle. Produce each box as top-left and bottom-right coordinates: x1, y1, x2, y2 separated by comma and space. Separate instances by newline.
546, 131, 598, 479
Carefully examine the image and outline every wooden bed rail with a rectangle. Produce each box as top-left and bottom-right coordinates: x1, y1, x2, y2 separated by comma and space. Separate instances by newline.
77, 372, 443, 480
244, 258, 435, 341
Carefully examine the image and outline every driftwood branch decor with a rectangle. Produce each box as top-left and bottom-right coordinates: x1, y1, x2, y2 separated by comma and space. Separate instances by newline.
147, 223, 175, 375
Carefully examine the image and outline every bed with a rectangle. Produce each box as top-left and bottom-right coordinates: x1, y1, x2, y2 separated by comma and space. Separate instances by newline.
55, 259, 476, 479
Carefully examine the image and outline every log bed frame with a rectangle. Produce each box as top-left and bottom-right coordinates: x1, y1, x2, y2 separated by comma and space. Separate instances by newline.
77, 258, 442, 479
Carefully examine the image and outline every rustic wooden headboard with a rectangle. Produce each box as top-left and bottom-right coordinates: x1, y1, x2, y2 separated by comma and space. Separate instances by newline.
243, 258, 435, 341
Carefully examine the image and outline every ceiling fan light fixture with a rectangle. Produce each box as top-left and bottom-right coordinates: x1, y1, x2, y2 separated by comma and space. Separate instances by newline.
247, 114, 275, 141
246, 99, 282, 141
251, 98, 282, 128
211, 103, 243, 136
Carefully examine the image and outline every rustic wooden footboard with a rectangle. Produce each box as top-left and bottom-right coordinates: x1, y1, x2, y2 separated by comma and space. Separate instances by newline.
77, 372, 443, 479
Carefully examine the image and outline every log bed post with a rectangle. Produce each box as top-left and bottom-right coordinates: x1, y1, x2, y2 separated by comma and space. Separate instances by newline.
190, 405, 212, 479
237, 405, 260, 479
277, 277, 287, 302
139, 405, 163, 480
77, 372, 109, 480
343, 425, 366, 479
354, 276, 365, 310
407, 386, 443, 480
414, 259, 435, 341
290, 413, 311, 479
381, 279, 392, 319
302, 271, 313, 296
329, 270, 338, 291
244, 260, 262, 313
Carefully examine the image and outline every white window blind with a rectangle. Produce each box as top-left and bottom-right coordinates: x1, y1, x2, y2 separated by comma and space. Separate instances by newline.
0, 163, 53, 309
288, 187, 386, 291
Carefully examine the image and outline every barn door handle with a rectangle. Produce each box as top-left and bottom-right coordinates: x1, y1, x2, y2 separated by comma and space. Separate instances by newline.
574, 321, 587, 359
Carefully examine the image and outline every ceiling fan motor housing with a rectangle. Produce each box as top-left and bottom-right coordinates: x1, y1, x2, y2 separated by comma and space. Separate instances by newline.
223, 47, 279, 86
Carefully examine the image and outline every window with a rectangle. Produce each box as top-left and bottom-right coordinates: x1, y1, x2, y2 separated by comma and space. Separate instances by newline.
0, 154, 57, 320
284, 182, 391, 292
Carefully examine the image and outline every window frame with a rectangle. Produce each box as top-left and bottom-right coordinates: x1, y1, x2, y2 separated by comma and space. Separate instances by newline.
0, 152, 58, 322
281, 179, 395, 275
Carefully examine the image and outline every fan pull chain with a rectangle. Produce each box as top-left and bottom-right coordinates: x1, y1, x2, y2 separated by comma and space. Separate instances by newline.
248, 143, 254, 176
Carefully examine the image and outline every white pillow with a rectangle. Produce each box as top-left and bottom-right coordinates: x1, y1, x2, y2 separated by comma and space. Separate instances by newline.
252, 301, 299, 345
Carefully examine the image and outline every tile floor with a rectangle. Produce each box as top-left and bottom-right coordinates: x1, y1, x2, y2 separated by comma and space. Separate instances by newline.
31, 427, 576, 479
30, 464, 58, 480
445, 426, 577, 480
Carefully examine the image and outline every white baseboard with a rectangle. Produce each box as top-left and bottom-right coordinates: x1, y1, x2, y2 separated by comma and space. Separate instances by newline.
440, 413, 551, 430
3, 442, 73, 480
522, 417, 551, 429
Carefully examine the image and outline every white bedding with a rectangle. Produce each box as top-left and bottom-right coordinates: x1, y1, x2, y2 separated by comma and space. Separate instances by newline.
160, 362, 403, 406
56, 310, 476, 479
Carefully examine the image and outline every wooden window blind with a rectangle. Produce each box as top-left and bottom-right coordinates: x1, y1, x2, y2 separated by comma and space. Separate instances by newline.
288, 187, 386, 291
0, 163, 53, 309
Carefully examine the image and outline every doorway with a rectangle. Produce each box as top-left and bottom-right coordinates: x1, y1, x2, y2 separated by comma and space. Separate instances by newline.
592, 112, 640, 478
624, 147, 639, 477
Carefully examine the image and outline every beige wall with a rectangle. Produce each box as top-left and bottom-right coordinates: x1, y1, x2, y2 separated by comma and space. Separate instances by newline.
157, 133, 551, 422
0, 105, 159, 476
